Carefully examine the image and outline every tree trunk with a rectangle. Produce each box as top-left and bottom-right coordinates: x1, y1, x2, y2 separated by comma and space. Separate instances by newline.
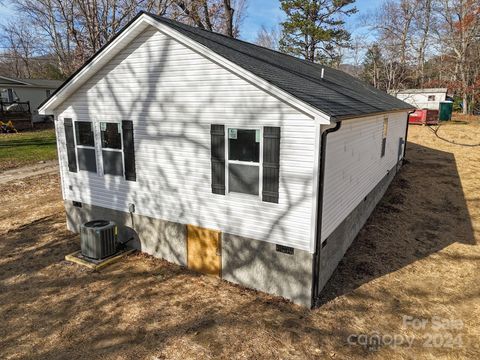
223, 0, 234, 37
203, 1, 213, 31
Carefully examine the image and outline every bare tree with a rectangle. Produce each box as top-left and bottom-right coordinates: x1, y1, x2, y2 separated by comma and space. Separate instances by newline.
9, 0, 158, 76
411, 0, 434, 87
366, 0, 420, 90
1, 20, 40, 77
9, 0, 247, 76
254, 25, 280, 50
363, 0, 453, 91
172, 0, 247, 37
339, 34, 369, 77
2, 0, 248, 79
223, 0, 234, 37
434, 0, 480, 114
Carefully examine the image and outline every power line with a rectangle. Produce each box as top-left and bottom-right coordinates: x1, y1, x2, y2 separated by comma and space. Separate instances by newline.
427, 124, 480, 147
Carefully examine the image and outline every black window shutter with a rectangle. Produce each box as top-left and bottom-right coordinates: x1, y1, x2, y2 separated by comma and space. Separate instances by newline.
122, 120, 136, 181
262, 127, 281, 203
211, 124, 225, 195
64, 118, 77, 173
381, 137, 387, 157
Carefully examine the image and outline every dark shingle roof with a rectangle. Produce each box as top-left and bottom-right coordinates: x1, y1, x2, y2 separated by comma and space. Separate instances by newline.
19, 79, 63, 88
147, 13, 413, 120
0, 76, 62, 88
40, 12, 413, 118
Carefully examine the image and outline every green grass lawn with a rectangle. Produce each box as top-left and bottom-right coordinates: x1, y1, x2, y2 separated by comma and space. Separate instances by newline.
0, 129, 57, 171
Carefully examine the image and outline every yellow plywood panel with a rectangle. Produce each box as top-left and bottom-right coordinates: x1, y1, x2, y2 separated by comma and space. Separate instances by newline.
187, 225, 221, 277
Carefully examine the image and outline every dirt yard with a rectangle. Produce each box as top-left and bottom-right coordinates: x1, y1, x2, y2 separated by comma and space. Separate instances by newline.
0, 120, 479, 359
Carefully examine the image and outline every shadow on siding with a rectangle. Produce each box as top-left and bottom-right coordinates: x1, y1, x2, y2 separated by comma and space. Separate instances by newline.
62, 26, 316, 305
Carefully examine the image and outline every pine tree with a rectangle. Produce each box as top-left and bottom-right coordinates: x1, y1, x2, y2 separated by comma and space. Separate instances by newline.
279, 0, 357, 64
361, 44, 384, 89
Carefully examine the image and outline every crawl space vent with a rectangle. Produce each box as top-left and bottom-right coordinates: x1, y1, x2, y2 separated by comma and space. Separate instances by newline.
276, 244, 294, 255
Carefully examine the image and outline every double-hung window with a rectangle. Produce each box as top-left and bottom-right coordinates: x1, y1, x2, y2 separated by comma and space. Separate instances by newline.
75, 121, 97, 173
101, 122, 123, 176
227, 128, 261, 196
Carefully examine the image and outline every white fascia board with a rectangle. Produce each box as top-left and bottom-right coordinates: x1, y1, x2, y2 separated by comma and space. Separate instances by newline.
143, 16, 331, 125
38, 17, 150, 115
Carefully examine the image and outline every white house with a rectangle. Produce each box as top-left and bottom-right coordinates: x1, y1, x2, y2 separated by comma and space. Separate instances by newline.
39, 12, 413, 307
0, 76, 62, 125
394, 88, 448, 110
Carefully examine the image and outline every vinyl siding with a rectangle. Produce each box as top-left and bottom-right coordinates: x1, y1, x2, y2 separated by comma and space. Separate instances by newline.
9, 87, 54, 112
54, 26, 318, 252
321, 112, 408, 241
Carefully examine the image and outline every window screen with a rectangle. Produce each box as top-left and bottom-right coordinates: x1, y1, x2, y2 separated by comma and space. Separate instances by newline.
102, 150, 123, 175
229, 129, 260, 162
227, 128, 261, 196
77, 148, 97, 172
101, 122, 123, 176
228, 163, 259, 195
101, 122, 122, 149
75, 122, 95, 147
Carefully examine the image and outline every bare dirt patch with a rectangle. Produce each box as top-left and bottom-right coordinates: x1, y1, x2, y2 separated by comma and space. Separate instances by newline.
0, 122, 479, 359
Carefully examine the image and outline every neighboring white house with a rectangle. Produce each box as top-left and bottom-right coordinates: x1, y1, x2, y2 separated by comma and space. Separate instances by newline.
39, 12, 413, 307
394, 88, 448, 110
0, 76, 62, 122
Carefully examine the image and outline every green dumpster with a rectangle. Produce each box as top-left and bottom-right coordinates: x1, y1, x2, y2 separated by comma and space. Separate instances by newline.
439, 101, 453, 121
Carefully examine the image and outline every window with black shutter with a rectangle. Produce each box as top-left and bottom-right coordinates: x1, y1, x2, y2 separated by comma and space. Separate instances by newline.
381, 117, 388, 157
211, 125, 281, 202
64, 118, 77, 172
227, 128, 261, 196
122, 120, 136, 181
74, 121, 97, 173
262, 127, 281, 203
101, 122, 123, 176
211, 125, 225, 195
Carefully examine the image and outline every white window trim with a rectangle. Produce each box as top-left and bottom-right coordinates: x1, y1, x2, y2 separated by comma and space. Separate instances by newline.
73, 120, 98, 174
225, 126, 263, 199
100, 121, 125, 178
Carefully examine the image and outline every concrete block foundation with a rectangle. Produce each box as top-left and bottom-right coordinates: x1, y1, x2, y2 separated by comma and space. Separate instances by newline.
222, 233, 313, 307
65, 202, 187, 266
315, 163, 399, 296
64, 162, 401, 308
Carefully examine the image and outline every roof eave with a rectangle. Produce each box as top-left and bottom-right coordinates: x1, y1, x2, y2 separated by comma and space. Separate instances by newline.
331, 107, 416, 122
0, 76, 31, 86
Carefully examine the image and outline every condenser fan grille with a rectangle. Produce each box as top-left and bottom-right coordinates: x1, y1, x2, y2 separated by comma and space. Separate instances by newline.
80, 220, 117, 260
